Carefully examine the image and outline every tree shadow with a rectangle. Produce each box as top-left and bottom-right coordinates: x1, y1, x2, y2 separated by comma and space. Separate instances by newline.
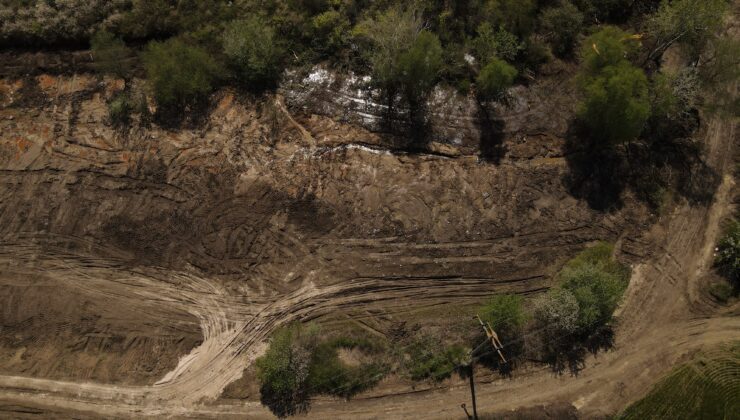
153, 96, 213, 130
564, 112, 720, 211
477, 102, 506, 164
563, 124, 627, 211
541, 326, 616, 376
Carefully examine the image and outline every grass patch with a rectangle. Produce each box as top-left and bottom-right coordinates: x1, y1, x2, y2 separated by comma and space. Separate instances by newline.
619, 343, 740, 420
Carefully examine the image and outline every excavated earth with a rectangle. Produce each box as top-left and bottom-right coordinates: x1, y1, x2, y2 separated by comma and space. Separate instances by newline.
0, 46, 736, 419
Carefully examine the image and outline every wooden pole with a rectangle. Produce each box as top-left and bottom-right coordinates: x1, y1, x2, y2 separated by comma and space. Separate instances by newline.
468, 364, 478, 420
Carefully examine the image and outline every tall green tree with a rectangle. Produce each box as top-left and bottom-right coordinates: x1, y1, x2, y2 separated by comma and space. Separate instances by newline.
142, 38, 221, 113
577, 27, 651, 145
645, 0, 729, 62
539, 1, 584, 57
223, 17, 284, 90
256, 324, 318, 418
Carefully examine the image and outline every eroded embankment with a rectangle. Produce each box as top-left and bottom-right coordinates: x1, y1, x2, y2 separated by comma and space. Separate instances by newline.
0, 69, 668, 417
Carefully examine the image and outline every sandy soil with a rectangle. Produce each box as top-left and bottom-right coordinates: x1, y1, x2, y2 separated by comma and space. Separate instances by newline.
0, 38, 736, 418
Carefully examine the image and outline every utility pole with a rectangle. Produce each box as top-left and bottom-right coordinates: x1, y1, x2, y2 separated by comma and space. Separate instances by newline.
467, 363, 478, 420
461, 315, 508, 419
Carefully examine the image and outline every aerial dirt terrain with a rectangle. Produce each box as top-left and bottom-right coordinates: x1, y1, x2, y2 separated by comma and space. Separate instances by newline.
0, 45, 737, 419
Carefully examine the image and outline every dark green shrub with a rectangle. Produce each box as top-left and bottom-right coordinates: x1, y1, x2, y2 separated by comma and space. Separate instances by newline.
483, 0, 537, 37
473, 22, 521, 64
397, 31, 444, 110
646, 0, 728, 60
404, 336, 468, 382
307, 337, 387, 398
578, 60, 651, 145
539, 1, 584, 57
141, 38, 221, 113
107, 93, 131, 126
715, 218, 740, 285
91, 30, 131, 78
223, 17, 284, 91
255, 324, 317, 418
476, 58, 518, 101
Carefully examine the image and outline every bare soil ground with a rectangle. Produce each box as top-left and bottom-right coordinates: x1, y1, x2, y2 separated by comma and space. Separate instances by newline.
0, 38, 736, 418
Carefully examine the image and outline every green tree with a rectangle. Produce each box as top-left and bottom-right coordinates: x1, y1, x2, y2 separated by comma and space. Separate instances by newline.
476, 57, 518, 101
645, 0, 729, 61
142, 38, 221, 113
473, 22, 521, 63
560, 262, 628, 332
532, 288, 580, 337
356, 5, 422, 100
715, 218, 740, 285
539, 1, 584, 57
480, 294, 526, 339
90, 30, 131, 78
580, 26, 640, 75
578, 61, 651, 144
577, 27, 650, 145
397, 30, 444, 114
483, 0, 537, 37
223, 17, 284, 90
255, 324, 318, 418
358, 8, 442, 141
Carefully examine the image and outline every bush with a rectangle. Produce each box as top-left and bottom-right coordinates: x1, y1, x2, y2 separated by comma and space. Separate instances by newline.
479, 294, 526, 340
0, 0, 126, 47
560, 262, 629, 332
557, 242, 630, 333
715, 218, 740, 285
257, 325, 387, 417
533, 287, 580, 337
91, 30, 131, 78
646, 0, 729, 60
483, 0, 537, 37
255, 324, 317, 418
107, 93, 131, 126
476, 58, 517, 102
473, 23, 521, 64
223, 17, 284, 91
397, 31, 444, 111
141, 38, 221, 113
403, 336, 468, 382
307, 337, 387, 398
539, 1, 584, 58
578, 61, 651, 145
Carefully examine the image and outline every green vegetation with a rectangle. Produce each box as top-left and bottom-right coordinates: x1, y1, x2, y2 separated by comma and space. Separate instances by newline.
620, 343, 740, 419
402, 335, 468, 382
256, 324, 388, 418
479, 294, 526, 343
715, 218, 740, 286
645, 0, 729, 61
255, 324, 315, 418
557, 242, 630, 335
107, 93, 132, 127
476, 58, 518, 102
533, 242, 629, 371
577, 27, 651, 145
307, 336, 387, 398
539, 1, 584, 58
90, 31, 131, 78
141, 39, 221, 115
222, 17, 284, 91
